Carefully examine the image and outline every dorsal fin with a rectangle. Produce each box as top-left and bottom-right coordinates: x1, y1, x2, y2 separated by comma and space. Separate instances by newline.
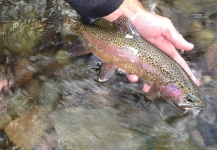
112, 15, 139, 36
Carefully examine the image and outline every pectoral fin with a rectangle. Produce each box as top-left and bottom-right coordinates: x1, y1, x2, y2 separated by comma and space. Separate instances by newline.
99, 63, 116, 82
65, 37, 90, 57
145, 83, 161, 100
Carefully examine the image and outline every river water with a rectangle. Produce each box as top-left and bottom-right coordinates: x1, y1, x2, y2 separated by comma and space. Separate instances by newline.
0, 0, 217, 149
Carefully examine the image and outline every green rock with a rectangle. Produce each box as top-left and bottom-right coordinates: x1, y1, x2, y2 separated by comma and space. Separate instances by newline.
56, 50, 72, 65
38, 79, 61, 108
53, 107, 144, 150
7, 89, 30, 118
192, 30, 215, 50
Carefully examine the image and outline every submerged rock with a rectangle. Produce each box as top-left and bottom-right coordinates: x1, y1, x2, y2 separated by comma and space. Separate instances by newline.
13, 58, 39, 88
34, 130, 57, 150
5, 107, 51, 150
205, 42, 217, 78
202, 75, 212, 85
53, 107, 144, 150
7, 89, 30, 118
56, 50, 72, 65
186, 21, 203, 33
0, 114, 11, 130
190, 130, 205, 148
0, 20, 44, 55
192, 30, 215, 50
38, 79, 62, 108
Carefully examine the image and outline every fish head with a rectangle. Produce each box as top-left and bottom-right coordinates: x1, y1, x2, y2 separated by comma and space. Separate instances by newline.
160, 82, 204, 110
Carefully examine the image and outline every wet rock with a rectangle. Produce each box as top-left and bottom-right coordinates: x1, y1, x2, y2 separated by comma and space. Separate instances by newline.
24, 79, 41, 101
200, 103, 216, 124
192, 30, 215, 50
30, 53, 63, 77
186, 21, 203, 33
13, 58, 39, 88
173, 0, 200, 15
0, 130, 11, 149
0, 114, 11, 129
138, 121, 197, 150
197, 119, 217, 147
0, 20, 44, 55
5, 107, 51, 150
202, 75, 212, 85
53, 107, 144, 150
0, 0, 48, 22
56, 50, 72, 65
205, 42, 217, 78
7, 89, 30, 118
34, 130, 57, 150
0, 94, 8, 115
38, 79, 61, 108
59, 77, 114, 109
205, 147, 217, 150
190, 130, 205, 148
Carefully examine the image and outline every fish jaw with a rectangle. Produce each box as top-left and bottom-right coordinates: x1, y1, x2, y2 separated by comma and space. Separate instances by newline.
160, 83, 204, 110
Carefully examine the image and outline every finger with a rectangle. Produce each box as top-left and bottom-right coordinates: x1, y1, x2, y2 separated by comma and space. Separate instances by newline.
128, 74, 151, 93
173, 54, 200, 86
142, 84, 151, 93
127, 74, 138, 82
165, 23, 194, 50
152, 38, 200, 86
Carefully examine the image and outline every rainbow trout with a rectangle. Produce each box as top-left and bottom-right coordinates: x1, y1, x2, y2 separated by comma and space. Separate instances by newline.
61, 15, 204, 110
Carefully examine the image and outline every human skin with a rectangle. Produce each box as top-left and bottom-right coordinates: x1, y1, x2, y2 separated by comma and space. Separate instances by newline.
0, 80, 8, 92
103, 0, 199, 92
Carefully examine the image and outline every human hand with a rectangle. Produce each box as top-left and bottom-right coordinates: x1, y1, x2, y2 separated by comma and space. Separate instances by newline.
103, 0, 200, 93
130, 11, 199, 87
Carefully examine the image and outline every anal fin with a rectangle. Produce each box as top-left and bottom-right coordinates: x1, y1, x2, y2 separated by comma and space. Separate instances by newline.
99, 63, 116, 82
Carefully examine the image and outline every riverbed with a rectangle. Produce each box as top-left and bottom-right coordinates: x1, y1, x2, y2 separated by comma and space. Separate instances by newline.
0, 0, 217, 149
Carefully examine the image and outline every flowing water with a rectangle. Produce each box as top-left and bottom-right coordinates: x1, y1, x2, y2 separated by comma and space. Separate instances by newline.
0, 0, 217, 149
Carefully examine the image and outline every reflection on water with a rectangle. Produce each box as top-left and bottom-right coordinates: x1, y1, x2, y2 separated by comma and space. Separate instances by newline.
0, 0, 217, 149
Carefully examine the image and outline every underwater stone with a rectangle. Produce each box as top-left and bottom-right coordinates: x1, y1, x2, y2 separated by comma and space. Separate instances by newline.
56, 50, 72, 65
205, 42, 217, 78
53, 107, 143, 150
192, 30, 215, 50
5, 107, 51, 150
38, 79, 61, 108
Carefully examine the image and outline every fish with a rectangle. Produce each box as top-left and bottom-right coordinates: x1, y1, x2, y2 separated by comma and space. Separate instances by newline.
61, 15, 204, 111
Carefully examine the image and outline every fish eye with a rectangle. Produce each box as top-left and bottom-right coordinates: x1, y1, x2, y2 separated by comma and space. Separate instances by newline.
187, 97, 193, 102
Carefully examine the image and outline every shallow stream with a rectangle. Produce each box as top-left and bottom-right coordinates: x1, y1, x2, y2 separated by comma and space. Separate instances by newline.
0, 0, 217, 149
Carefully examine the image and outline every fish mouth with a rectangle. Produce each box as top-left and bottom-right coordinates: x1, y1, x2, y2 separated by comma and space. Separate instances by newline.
178, 103, 204, 110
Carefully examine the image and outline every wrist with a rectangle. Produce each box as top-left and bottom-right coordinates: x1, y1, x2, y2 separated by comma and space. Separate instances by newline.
103, 0, 145, 22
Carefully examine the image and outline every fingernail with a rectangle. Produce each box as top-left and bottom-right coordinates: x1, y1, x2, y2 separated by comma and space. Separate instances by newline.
187, 43, 194, 49
189, 43, 194, 48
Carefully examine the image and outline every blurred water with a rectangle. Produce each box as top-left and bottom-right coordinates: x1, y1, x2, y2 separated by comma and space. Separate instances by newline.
0, 0, 217, 150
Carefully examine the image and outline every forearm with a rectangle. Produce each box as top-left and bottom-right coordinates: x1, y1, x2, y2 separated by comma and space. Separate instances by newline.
103, 0, 145, 22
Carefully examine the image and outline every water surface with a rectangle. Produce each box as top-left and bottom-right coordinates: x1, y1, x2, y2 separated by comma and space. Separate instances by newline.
0, 0, 217, 149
